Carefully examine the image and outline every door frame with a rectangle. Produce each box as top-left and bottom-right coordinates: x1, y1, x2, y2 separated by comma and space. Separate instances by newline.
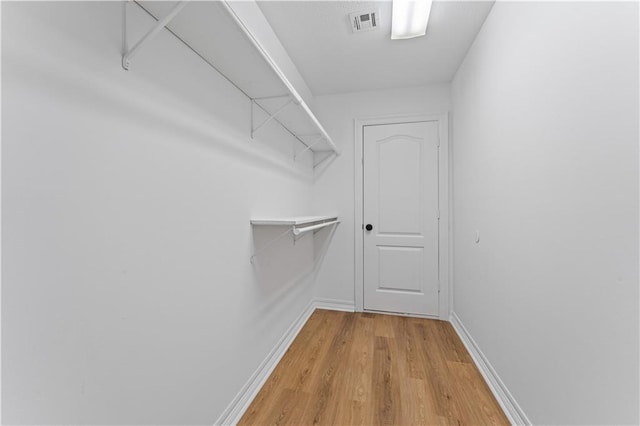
354, 113, 450, 319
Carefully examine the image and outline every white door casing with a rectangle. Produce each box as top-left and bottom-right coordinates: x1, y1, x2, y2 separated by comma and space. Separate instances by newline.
363, 121, 439, 316
354, 113, 449, 319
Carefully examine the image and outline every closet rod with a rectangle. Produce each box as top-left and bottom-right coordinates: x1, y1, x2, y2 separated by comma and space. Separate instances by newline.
132, 2, 318, 153
292, 220, 339, 236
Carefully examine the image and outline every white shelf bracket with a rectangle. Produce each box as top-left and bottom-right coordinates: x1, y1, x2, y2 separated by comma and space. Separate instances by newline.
294, 135, 324, 160
251, 97, 296, 138
249, 217, 339, 263
249, 226, 293, 264
313, 151, 337, 168
122, 1, 188, 70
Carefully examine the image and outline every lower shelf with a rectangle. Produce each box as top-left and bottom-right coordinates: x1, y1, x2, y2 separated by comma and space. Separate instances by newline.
249, 216, 339, 262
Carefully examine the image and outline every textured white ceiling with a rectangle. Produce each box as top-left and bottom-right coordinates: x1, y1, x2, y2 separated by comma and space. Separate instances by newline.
257, 1, 495, 95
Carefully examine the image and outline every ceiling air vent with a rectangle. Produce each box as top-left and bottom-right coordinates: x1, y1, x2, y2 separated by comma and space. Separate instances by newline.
349, 9, 380, 33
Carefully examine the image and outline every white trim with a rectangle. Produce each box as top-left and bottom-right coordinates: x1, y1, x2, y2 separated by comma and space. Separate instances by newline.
364, 309, 438, 320
314, 298, 356, 312
447, 116, 455, 319
354, 113, 450, 319
450, 312, 531, 426
0, 2, 4, 421
214, 300, 316, 426
216, 301, 526, 426
214, 298, 354, 425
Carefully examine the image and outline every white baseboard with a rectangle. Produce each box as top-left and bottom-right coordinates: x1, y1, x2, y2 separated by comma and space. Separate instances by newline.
214, 300, 316, 426
314, 297, 355, 312
450, 312, 531, 426
214, 297, 355, 425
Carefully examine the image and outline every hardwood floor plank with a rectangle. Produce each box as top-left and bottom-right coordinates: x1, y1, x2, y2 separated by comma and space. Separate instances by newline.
299, 312, 356, 425
392, 316, 425, 380
281, 310, 336, 393
405, 377, 443, 426
344, 400, 370, 426
406, 319, 473, 424
448, 360, 507, 426
437, 321, 474, 364
346, 315, 375, 403
249, 389, 308, 426
372, 336, 401, 425
374, 313, 396, 338
238, 310, 509, 426
240, 310, 334, 425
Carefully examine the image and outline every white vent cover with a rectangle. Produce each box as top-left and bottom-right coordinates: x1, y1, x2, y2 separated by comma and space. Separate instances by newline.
349, 9, 380, 33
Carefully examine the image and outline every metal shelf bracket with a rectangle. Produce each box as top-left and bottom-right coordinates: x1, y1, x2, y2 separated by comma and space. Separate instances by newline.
313, 151, 337, 168
249, 217, 339, 263
251, 96, 296, 138
120, 1, 341, 162
250, 226, 292, 264
122, 1, 188, 70
294, 135, 325, 160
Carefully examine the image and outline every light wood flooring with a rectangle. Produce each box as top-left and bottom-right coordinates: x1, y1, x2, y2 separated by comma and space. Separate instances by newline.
239, 309, 509, 425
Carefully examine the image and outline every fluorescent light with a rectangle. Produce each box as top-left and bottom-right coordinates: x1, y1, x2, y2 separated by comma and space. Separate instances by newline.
391, 0, 433, 40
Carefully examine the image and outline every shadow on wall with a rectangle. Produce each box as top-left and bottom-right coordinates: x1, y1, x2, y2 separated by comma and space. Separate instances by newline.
250, 223, 339, 295
313, 224, 339, 274
313, 151, 339, 178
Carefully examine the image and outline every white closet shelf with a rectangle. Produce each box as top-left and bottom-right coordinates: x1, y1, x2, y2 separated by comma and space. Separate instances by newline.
122, 1, 340, 163
250, 216, 338, 227
251, 216, 339, 234
250, 216, 339, 263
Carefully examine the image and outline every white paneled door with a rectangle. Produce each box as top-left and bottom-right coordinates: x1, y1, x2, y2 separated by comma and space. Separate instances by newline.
363, 121, 440, 316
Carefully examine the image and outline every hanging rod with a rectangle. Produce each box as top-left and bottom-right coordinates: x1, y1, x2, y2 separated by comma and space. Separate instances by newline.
250, 216, 340, 263
292, 219, 339, 236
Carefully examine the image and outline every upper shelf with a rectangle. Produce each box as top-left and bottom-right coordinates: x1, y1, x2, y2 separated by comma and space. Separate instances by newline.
124, 1, 340, 160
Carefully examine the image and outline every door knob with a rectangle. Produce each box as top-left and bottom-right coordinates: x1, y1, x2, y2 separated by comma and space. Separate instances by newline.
365, 224, 373, 231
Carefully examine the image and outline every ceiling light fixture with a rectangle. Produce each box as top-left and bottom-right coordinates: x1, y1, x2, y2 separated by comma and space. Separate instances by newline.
391, 0, 433, 40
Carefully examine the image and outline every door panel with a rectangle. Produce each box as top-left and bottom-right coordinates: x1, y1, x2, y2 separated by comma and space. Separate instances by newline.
363, 121, 439, 316
378, 246, 423, 292
378, 137, 422, 234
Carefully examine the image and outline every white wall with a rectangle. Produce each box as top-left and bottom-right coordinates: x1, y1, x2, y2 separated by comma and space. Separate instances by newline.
451, 2, 639, 424
312, 85, 450, 305
2, 2, 320, 423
